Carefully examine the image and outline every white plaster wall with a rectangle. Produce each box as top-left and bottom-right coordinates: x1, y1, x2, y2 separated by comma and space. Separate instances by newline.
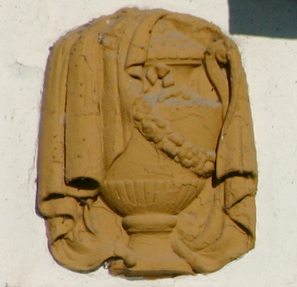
1, 1, 297, 286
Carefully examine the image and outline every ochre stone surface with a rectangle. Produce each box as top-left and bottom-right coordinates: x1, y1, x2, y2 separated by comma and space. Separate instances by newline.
37, 8, 257, 279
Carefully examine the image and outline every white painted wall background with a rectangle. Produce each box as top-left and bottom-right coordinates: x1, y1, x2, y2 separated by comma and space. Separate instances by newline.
1, 1, 297, 286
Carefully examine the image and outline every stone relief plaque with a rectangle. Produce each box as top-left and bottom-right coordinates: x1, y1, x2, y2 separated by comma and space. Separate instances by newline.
37, 8, 257, 278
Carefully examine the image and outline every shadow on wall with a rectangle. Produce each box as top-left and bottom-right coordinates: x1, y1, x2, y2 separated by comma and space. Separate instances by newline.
229, 0, 297, 38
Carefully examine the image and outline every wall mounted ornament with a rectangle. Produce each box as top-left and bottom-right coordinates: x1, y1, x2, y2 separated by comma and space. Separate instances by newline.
37, 8, 257, 278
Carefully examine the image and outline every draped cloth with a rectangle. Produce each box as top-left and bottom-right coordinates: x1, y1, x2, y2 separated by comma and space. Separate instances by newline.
37, 8, 257, 273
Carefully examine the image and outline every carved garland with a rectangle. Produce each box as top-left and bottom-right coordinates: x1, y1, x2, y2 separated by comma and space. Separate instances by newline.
132, 97, 216, 178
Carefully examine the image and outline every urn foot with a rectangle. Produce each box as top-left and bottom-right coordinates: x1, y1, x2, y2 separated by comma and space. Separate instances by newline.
110, 214, 193, 278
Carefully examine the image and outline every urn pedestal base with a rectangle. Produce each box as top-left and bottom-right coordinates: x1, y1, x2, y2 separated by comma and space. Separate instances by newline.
110, 214, 193, 278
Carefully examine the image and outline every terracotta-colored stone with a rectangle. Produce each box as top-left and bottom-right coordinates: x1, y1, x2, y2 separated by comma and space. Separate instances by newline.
37, 8, 257, 278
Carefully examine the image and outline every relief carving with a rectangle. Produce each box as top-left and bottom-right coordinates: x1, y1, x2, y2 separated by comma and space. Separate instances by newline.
37, 8, 257, 278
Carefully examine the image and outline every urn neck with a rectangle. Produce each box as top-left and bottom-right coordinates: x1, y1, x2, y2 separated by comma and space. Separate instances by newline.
123, 213, 177, 234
